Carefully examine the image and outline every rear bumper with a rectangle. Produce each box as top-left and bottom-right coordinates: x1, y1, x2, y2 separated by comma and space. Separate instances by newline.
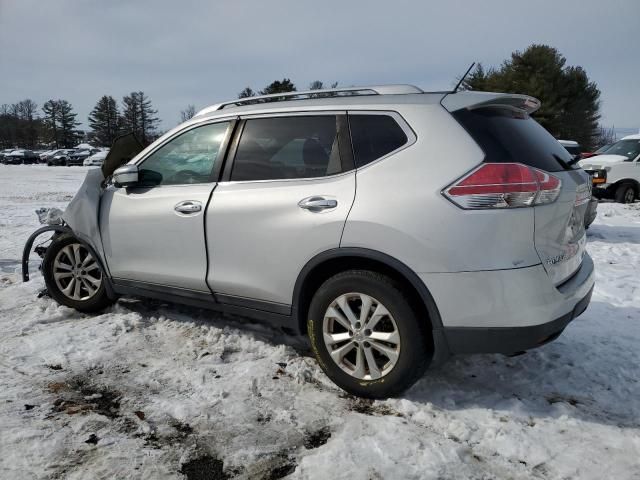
443, 283, 593, 354
420, 253, 595, 354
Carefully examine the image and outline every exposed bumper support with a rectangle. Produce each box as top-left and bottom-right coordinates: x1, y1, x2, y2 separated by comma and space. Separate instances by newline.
22, 225, 71, 281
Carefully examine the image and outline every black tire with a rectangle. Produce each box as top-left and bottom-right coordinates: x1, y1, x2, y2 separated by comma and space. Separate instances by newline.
307, 270, 431, 398
615, 183, 636, 204
42, 234, 114, 313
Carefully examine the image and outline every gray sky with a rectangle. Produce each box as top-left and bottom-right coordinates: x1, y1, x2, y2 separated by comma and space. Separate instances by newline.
0, 0, 638, 131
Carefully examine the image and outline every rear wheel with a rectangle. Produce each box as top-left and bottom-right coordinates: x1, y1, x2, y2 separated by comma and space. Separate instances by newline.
307, 270, 430, 398
42, 234, 114, 312
615, 183, 636, 204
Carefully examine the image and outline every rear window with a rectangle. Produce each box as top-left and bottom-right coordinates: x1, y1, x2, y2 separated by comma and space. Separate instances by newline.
453, 107, 576, 172
349, 114, 408, 167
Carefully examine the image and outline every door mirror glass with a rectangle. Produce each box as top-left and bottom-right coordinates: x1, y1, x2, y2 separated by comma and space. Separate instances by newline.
112, 165, 139, 188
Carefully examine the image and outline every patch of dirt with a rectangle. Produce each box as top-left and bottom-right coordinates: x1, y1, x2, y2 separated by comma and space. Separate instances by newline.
48, 378, 121, 419
264, 459, 296, 480
303, 426, 331, 449
140, 420, 194, 449
180, 455, 228, 480
348, 398, 404, 417
546, 394, 580, 407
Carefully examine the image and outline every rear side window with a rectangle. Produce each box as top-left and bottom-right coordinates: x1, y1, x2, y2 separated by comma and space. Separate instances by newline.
349, 114, 408, 167
231, 115, 347, 181
453, 107, 576, 172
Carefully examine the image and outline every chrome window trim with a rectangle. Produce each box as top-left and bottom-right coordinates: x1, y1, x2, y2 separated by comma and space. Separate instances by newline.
347, 110, 417, 171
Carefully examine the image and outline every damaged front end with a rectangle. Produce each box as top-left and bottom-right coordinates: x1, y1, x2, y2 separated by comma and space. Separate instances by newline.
21, 133, 143, 284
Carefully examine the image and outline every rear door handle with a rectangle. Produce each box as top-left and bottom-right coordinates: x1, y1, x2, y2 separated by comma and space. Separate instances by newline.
174, 200, 202, 214
298, 196, 338, 212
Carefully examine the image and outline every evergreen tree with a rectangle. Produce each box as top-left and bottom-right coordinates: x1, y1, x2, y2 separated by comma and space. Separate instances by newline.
120, 91, 159, 145
260, 79, 296, 95
238, 87, 255, 98
463, 45, 601, 149
42, 100, 61, 148
58, 100, 81, 148
88, 95, 119, 146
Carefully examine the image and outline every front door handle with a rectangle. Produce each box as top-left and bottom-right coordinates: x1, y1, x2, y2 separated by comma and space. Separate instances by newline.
298, 196, 338, 212
174, 200, 202, 214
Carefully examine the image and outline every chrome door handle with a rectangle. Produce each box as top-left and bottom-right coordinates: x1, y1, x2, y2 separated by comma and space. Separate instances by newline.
298, 196, 338, 212
174, 200, 202, 214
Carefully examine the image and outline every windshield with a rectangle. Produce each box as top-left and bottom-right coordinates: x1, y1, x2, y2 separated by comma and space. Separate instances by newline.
601, 139, 640, 161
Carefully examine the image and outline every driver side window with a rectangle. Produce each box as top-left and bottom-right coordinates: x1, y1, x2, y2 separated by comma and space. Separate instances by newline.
138, 121, 230, 186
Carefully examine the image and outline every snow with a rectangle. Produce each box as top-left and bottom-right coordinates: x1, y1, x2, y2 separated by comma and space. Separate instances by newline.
1, 164, 639, 479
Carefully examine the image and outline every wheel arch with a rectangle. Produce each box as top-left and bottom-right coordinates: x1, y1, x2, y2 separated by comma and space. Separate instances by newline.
612, 178, 640, 193
292, 248, 444, 337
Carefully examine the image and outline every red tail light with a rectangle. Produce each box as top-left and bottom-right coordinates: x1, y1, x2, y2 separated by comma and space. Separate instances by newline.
443, 163, 561, 209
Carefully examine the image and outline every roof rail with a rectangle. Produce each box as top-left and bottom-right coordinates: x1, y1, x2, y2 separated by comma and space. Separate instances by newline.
195, 84, 424, 117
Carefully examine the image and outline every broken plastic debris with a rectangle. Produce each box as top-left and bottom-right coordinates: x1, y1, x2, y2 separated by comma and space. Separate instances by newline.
35, 207, 64, 225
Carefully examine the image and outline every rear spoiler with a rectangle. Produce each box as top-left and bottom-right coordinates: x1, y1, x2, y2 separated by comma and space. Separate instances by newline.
441, 91, 541, 114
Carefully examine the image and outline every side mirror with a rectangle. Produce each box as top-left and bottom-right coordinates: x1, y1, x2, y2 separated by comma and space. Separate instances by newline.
112, 164, 139, 188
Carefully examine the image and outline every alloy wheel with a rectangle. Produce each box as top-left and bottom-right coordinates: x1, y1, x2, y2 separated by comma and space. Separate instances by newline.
53, 243, 102, 301
322, 292, 401, 380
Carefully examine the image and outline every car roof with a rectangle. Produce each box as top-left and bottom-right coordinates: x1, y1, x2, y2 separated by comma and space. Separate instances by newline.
558, 140, 579, 146
621, 134, 640, 140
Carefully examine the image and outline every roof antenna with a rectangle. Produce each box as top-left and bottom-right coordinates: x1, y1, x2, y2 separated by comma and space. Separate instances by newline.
452, 62, 476, 93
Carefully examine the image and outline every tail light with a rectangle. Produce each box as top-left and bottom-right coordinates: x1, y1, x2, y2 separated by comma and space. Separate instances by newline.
443, 163, 561, 209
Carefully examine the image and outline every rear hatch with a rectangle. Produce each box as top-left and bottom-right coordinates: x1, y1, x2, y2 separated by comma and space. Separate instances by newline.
447, 94, 590, 285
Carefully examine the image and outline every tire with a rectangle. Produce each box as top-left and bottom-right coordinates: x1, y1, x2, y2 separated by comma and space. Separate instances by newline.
42, 234, 114, 313
615, 183, 636, 204
307, 270, 431, 398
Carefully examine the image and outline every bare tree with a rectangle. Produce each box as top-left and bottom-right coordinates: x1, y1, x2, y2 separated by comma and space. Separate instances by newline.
180, 104, 196, 123
594, 125, 616, 149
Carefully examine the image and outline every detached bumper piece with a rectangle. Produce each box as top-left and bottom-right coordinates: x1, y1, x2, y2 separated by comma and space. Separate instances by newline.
443, 285, 594, 355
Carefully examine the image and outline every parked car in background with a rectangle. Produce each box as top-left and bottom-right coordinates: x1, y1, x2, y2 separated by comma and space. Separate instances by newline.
579, 134, 640, 203
38, 150, 54, 163
2, 149, 39, 164
0, 148, 16, 163
46, 149, 75, 166
25, 85, 595, 398
68, 148, 100, 166
83, 150, 108, 167
558, 140, 582, 161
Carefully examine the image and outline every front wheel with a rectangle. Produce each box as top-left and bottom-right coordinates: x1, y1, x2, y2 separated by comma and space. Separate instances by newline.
42, 234, 114, 312
307, 270, 431, 398
615, 184, 636, 204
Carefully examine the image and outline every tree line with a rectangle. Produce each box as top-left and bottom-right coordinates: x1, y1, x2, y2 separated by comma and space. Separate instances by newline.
0, 45, 605, 151
0, 92, 159, 149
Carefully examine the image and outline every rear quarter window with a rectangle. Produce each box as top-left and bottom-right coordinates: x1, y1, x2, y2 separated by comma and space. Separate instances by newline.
453, 107, 576, 172
348, 114, 409, 168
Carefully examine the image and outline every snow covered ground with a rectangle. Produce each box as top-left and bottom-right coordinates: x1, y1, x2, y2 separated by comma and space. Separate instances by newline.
1, 164, 639, 480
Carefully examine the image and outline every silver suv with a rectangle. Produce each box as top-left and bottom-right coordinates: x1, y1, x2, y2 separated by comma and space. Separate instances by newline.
23, 85, 595, 398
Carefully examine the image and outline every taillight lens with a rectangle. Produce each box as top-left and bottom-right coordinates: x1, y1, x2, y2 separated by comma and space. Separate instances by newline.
443, 163, 561, 209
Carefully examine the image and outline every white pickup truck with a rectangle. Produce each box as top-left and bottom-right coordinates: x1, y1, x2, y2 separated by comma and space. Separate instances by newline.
579, 134, 640, 203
